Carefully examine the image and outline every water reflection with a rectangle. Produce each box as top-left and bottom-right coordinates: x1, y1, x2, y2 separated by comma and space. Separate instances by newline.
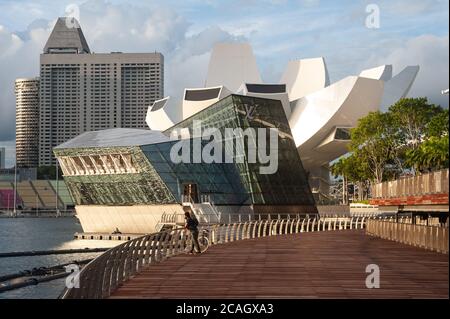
0, 217, 125, 299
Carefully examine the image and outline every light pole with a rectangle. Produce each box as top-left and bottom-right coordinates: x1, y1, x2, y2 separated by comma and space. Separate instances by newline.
442, 89, 449, 95
56, 160, 60, 217
13, 163, 17, 217
7, 193, 10, 213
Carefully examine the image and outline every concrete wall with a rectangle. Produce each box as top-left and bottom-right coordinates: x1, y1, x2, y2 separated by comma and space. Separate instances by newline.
75, 204, 184, 234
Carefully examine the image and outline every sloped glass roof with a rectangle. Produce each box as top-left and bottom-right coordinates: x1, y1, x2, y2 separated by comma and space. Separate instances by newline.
55, 128, 170, 149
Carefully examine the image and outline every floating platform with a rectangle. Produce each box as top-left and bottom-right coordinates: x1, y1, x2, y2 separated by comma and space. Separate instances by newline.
74, 232, 142, 241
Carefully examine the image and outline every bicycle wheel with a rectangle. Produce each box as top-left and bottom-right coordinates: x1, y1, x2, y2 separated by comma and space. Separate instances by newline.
198, 236, 209, 253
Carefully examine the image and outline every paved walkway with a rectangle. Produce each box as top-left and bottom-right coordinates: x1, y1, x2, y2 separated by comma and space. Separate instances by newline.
110, 230, 448, 299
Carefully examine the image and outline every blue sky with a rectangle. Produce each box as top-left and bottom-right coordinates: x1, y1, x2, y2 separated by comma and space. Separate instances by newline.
0, 0, 448, 167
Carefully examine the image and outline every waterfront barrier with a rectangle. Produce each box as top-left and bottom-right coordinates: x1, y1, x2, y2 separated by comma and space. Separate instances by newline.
371, 168, 449, 199
61, 216, 370, 299
0, 273, 69, 293
0, 258, 93, 293
0, 247, 110, 258
366, 219, 449, 254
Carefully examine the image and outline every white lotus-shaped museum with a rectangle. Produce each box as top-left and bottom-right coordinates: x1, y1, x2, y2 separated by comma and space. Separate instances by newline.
146, 42, 419, 199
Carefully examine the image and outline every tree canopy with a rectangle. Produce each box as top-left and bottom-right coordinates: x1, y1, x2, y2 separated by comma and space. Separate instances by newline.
331, 97, 448, 189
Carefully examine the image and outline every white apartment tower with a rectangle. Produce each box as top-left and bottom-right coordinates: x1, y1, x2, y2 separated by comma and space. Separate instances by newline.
39, 17, 164, 165
15, 77, 40, 168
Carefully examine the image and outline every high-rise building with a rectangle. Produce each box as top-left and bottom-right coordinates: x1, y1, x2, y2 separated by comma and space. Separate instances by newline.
0, 147, 5, 168
15, 77, 40, 168
39, 17, 164, 166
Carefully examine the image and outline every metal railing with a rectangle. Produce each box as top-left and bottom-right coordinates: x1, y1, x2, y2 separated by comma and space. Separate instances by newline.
371, 168, 449, 198
61, 216, 369, 299
61, 227, 190, 299
366, 219, 449, 254
155, 212, 378, 228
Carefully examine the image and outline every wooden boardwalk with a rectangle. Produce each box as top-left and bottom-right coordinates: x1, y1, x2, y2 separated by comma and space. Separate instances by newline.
110, 230, 448, 299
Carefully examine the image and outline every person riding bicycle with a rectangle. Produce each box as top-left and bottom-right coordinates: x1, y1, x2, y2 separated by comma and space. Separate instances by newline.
185, 211, 201, 254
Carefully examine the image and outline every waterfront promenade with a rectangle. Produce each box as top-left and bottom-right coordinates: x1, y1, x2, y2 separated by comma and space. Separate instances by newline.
110, 230, 448, 299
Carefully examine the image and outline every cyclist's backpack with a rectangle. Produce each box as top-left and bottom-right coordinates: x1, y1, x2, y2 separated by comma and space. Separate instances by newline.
192, 218, 199, 228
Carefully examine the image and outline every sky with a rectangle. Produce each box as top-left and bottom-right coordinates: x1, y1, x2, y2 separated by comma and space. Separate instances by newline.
0, 0, 448, 167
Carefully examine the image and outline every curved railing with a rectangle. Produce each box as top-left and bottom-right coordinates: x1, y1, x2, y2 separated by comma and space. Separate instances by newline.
61, 216, 370, 299
366, 219, 449, 254
60, 227, 190, 299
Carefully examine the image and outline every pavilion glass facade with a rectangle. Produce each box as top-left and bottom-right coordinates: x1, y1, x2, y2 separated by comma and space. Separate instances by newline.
167, 94, 315, 206
55, 94, 315, 209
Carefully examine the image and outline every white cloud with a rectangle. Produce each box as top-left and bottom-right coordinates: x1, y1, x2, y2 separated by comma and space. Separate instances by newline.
0, 0, 448, 168
366, 34, 449, 108
0, 26, 23, 58
0, 23, 48, 144
0, 0, 244, 155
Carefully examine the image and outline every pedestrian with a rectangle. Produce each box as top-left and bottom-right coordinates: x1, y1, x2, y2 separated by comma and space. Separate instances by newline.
185, 211, 201, 254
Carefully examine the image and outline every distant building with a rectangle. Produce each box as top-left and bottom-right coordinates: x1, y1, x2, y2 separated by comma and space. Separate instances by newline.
0, 147, 5, 168
15, 78, 40, 168
0, 178, 74, 211
39, 17, 164, 166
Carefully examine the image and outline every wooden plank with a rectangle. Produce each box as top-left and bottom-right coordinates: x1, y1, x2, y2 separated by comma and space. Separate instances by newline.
110, 230, 448, 299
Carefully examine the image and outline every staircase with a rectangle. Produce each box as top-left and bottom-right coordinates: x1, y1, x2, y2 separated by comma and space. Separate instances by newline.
154, 195, 222, 232
181, 195, 222, 224
154, 212, 180, 232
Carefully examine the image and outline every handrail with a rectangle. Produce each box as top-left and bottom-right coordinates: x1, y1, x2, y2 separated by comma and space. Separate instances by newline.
61, 216, 371, 299
60, 227, 188, 299
366, 219, 449, 254
155, 212, 385, 226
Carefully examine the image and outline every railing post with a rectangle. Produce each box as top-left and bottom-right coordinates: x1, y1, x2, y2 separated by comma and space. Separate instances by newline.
252, 220, 258, 238
225, 224, 231, 243
241, 222, 248, 240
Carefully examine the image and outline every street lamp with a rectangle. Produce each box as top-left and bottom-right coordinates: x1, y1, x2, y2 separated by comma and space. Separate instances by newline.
13, 163, 17, 217
56, 160, 60, 217
441, 89, 449, 95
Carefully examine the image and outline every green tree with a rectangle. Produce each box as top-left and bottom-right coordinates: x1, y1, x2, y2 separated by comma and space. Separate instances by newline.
405, 109, 449, 172
37, 166, 63, 180
331, 154, 371, 203
335, 98, 448, 193
330, 157, 349, 204
389, 97, 442, 149
426, 109, 449, 138
349, 111, 398, 183
405, 136, 449, 172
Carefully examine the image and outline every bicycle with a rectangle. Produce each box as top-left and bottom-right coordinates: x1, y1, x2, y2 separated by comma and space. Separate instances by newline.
185, 228, 210, 254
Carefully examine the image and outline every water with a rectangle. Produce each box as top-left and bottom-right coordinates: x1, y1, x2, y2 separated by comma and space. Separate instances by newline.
0, 217, 122, 299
